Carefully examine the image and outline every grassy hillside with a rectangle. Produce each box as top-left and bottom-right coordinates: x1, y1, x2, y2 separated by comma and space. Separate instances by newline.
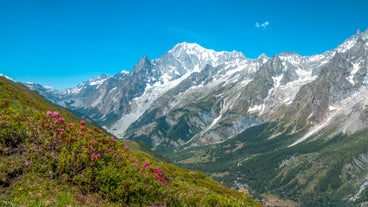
0, 77, 262, 207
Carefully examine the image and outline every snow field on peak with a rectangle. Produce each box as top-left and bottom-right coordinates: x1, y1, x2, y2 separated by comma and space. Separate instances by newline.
169, 42, 247, 68
89, 77, 110, 86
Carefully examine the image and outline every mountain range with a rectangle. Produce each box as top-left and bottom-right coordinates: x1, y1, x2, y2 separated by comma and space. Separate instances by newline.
26, 29, 368, 206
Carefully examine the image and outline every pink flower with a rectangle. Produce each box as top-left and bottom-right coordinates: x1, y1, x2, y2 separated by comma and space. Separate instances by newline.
110, 136, 115, 142
132, 162, 137, 166
53, 111, 59, 117
58, 117, 64, 123
90, 140, 96, 145
144, 161, 150, 167
59, 128, 65, 134
158, 177, 164, 182
80, 125, 86, 131
46, 111, 52, 116
125, 146, 129, 151
67, 123, 73, 128
153, 168, 163, 176
91, 153, 101, 160
80, 120, 86, 125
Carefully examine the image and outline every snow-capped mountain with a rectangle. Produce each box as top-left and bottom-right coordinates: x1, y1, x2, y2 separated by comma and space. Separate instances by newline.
27, 29, 368, 206
63, 74, 112, 95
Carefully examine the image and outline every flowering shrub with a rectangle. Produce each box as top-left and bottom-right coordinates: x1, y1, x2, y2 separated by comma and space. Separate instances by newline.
0, 90, 261, 207
153, 168, 169, 186
39, 110, 172, 204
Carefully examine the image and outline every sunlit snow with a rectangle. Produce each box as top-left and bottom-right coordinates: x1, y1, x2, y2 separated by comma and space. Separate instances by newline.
347, 61, 362, 85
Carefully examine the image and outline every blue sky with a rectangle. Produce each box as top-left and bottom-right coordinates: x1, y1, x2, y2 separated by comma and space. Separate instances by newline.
1, 0, 368, 89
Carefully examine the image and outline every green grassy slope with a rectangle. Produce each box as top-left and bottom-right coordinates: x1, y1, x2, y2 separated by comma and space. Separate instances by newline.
0, 77, 262, 207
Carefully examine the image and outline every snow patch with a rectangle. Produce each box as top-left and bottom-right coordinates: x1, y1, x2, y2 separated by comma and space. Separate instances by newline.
295, 68, 314, 80
120, 70, 129, 74
70, 87, 82, 94
347, 61, 362, 85
272, 74, 283, 88
328, 105, 339, 111
89, 77, 109, 86
283, 98, 293, 105
248, 104, 265, 114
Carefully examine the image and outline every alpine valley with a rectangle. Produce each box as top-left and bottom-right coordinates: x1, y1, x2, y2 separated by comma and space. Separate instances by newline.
27, 30, 368, 206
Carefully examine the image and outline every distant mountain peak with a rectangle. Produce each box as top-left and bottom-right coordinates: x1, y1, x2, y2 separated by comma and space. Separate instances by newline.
357, 28, 368, 40
172, 42, 203, 50
0, 73, 13, 81
169, 42, 215, 58
87, 74, 111, 86
170, 42, 244, 56
336, 29, 368, 53
166, 42, 246, 69
120, 70, 129, 74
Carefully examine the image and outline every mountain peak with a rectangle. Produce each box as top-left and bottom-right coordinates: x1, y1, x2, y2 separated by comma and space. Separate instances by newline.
336, 29, 368, 53
169, 42, 210, 57
131, 56, 152, 74
137, 55, 150, 64
357, 28, 368, 40
173, 42, 203, 50
167, 42, 246, 68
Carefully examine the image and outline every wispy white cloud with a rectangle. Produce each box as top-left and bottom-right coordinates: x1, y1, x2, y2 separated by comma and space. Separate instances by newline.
255, 21, 270, 29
